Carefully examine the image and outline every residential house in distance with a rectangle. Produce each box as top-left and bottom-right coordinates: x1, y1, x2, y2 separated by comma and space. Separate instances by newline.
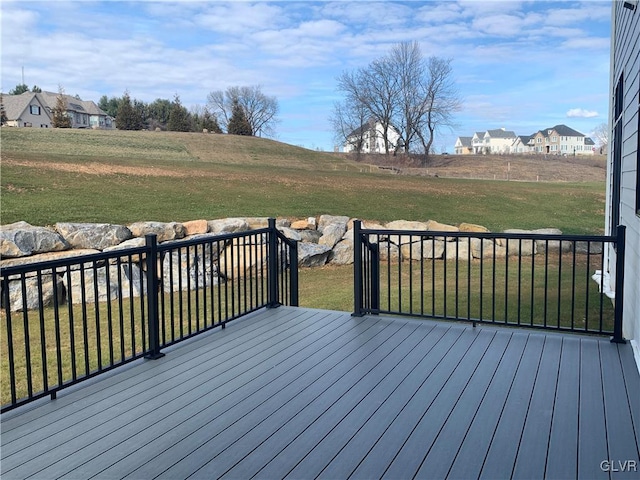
467, 128, 517, 154
1, 92, 52, 128
1, 91, 113, 129
510, 135, 534, 154
344, 119, 401, 154
471, 131, 485, 153
39, 91, 113, 129
454, 136, 473, 154
604, 0, 639, 371
531, 124, 595, 155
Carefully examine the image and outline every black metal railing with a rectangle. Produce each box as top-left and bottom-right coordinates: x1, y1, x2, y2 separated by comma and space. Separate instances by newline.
353, 220, 625, 341
0, 218, 297, 412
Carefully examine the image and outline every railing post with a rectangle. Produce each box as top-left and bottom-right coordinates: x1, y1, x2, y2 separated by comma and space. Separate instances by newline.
289, 240, 299, 307
144, 234, 165, 359
612, 225, 626, 343
352, 220, 364, 317
267, 218, 280, 308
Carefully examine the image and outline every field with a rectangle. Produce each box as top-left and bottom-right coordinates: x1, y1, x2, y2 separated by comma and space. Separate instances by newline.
1, 128, 606, 234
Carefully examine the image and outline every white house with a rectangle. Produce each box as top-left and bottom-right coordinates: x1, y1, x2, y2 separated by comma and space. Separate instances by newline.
604, 0, 639, 371
483, 128, 517, 154
344, 120, 401, 154
1, 92, 52, 128
471, 131, 485, 154
454, 136, 473, 155
510, 135, 534, 154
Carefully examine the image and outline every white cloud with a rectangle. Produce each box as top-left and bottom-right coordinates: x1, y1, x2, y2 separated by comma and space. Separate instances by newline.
566, 108, 599, 118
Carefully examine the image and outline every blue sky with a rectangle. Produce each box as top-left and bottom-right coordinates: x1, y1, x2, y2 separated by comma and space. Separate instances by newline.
1, 1, 612, 152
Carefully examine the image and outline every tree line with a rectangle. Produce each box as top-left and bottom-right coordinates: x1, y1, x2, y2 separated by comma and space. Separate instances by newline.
99, 85, 278, 135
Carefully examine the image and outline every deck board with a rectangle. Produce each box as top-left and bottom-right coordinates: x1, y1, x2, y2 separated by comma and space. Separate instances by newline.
2, 306, 639, 480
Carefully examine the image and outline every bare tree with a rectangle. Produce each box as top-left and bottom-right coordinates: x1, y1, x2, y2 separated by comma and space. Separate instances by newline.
592, 122, 608, 150
332, 41, 461, 160
207, 85, 278, 137
330, 99, 369, 156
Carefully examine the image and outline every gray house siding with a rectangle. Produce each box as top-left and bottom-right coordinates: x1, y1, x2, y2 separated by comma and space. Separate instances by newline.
606, 0, 640, 370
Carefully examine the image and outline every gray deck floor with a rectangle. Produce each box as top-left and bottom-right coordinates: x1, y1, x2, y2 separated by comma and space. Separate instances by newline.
1, 306, 639, 480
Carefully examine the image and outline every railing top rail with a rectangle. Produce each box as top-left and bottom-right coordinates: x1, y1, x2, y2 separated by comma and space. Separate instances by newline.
356, 227, 616, 242
0, 246, 149, 277
0, 227, 273, 277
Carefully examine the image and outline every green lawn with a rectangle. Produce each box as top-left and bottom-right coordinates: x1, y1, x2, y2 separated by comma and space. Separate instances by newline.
1, 128, 606, 234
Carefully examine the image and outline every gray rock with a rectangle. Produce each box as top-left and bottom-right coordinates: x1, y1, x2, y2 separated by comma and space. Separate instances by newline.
319, 223, 347, 249
207, 218, 250, 235
470, 238, 506, 259
0, 222, 69, 258
378, 241, 401, 261
163, 244, 221, 291
532, 228, 571, 253
278, 227, 302, 242
128, 221, 186, 243
2, 274, 64, 312
501, 229, 537, 256
64, 267, 119, 303
56, 223, 132, 250
318, 215, 350, 233
401, 239, 445, 260
330, 239, 354, 265
217, 240, 266, 280
298, 230, 322, 243
298, 243, 331, 268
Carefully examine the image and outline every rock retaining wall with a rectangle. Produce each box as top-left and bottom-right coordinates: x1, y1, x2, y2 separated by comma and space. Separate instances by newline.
0, 216, 597, 312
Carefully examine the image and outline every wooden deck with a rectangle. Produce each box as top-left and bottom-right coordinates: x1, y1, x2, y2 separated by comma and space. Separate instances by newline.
1, 306, 639, 479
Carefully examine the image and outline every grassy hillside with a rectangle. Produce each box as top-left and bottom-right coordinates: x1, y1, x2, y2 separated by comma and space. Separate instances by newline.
0, 128, 606, 234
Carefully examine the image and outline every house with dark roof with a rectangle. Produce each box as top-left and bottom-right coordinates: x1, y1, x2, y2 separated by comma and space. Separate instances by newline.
531, 124, 595, 155
454, 136, 473, 154
1, 91, 113, 129
1, 92, 52, 128
471, 131, 486, 153
483, 128, 517, 154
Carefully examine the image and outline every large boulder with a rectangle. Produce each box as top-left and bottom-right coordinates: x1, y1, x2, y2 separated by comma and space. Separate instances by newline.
182, 220, 209, 236
0, 222, 69, 258
298, 243, 331, 268
207, 218, 250, 235
64, 267, 119, 303
378, 241, 402, 261
163, 244, 221, 291
2, 274, 64, 312
426, 220, 459, 241
277, 227, 302, 242
128, 221, 186, 243
319, 223, 347, 249
501, 229, 537, 256
291, 218, 317, 230
330, 239, 354, 265
470, 238, 506, 259
298, 230, 322, 243
56, 223, 132, 250
532, 228, 571, 253
401, 239, 445, 260
217, 241, 266, 280
459, 223, 490, 233
318, 215, 350, 233
383, 220, 429, 250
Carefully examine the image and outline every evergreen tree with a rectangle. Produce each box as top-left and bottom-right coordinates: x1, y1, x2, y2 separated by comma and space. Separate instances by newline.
115, 91, 143, 130
201, 108, 222, 133
167, 94, 191, 132
31, 85, 42, 93
227, 100, 252, 136
51, 86, 72, 128
9, 84, 29, 95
